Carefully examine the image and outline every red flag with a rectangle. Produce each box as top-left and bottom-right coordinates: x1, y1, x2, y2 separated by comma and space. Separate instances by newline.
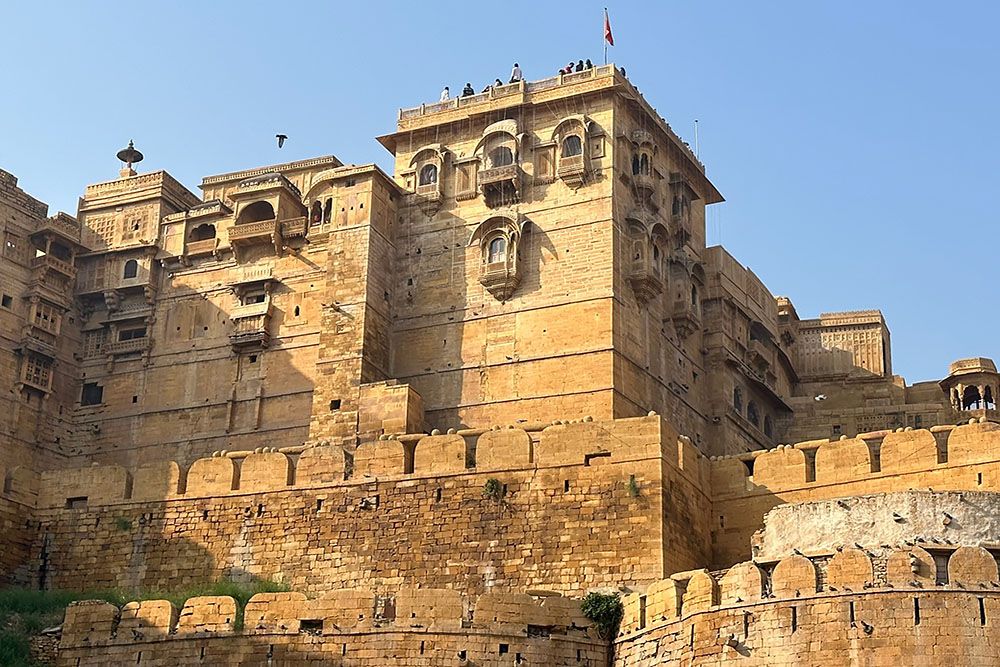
604, 9, 614, 46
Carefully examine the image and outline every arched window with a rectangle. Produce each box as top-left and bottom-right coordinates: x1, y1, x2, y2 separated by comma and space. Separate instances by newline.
189, 224, 216, 241
733, 387, 743, 413
962, 385, 983, 410
487, 236, 507, 264
763, 415, 774, 438
672, 196, 682, 216
310, 201, 323, 224
651, 244, 661, 275
122, 259, 138, 279
691, 284, 699, 309
237, 201, 275, 225
561, 135, 582, 158
418, 164, 438, 185
488, 146, 514, 168
640, 153, 650, 175
632, 154, 641, 175
323, 198, 333, 223
747, 401, 760, 427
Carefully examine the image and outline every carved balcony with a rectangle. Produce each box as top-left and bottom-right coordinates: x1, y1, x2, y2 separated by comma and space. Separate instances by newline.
479, 262, 521, 302
230, 302, 272, 349
633, 173, 655, 201
19, 355, 54, 394
627, 265, 664, 304
280, 217, 308, 240
556, 155, 587, 189
33, 214, 82, 245
31, 254, 76, 279
749, 338, 770, 367
479, 164, 523, 208
105, 337, 151, 357
185, 238, 219, 258
670, 302, 701, 340
19, 328, 57, 359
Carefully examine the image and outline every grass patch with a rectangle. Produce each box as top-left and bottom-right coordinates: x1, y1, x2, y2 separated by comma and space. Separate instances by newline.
0, 578, 289, 665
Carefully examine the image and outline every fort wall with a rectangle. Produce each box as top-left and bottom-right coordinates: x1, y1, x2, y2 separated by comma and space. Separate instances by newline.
58, 589, 606, 666
10, 416, 713, 596
615, 547, 1000, 666
710, 420, 1000, 567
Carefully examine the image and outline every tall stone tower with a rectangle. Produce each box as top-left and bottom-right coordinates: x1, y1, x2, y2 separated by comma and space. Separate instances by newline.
378, 66, 723, 435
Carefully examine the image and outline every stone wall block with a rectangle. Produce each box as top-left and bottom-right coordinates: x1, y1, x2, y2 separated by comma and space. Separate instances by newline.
412, 434, 466, 474
395, 588, 463, 630
771, 555, 819, 598
352, 440, 406, 477
949, 545, 1000, 587
311, 589, 376, 630
177, 596, 237, 635
880, 430, 938, 474
118, 600, 178, 639
814, 438, 872, 485
948, 422, 1000, 466
826, 547, 873, 591
131, 461, 181, 501
646, 578, 683, 622
718, 561, 765, 605
61, 600, 119, 646
476, 429, 532, 469
680, 570, 718, 614
39, 465, 130, 508
185, 458, 237, 496
244, 592, 308, 634
297, 444, 346, 485
239, 452, 293, 492
474, 592, 551, 630
752, 447, 807, 490
886, 546, 935, 587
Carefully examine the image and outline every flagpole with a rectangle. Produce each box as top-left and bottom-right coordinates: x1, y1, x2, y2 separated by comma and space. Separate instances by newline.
603, 8, 608, 65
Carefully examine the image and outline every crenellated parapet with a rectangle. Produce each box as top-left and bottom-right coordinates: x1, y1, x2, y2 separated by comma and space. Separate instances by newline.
59, 588, 605, 666
616, 545, 1000, 665
711, 419, 1000, 568
25, 414, 704, 509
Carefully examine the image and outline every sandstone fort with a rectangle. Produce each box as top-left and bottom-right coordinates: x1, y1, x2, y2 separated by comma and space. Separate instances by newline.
1, 65, 997, 665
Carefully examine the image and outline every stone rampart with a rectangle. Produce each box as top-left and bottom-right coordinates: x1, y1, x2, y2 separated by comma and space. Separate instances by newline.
12, 416, 712, 596
615, 547, 1000, 665
711, 420, 1000, 567
58, 589, 605, 666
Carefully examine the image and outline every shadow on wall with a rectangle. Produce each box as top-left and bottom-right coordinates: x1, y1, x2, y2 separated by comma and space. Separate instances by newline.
58, 588, 608, 665
70, 277, 317, 469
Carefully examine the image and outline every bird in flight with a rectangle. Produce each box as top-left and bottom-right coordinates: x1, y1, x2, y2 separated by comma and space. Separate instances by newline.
276, 134, 288, 148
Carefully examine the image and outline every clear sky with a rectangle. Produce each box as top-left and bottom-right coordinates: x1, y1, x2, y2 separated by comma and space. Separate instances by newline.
2, 2, 997, 382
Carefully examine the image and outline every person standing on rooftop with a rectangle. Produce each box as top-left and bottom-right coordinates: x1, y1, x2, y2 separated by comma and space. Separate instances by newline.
585, 59, 593, 70
575, 60, 584, 72
509, 62, 522, 83
462, 83, 475, 96
440, 86, 450, 101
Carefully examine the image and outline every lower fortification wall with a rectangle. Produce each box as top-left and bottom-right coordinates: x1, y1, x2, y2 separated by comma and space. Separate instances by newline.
15, 416, 712, 597
614, 545, 1000, 666
0, 495, 33, 584
711, 420, 1000, 567
57, 589, 606, 667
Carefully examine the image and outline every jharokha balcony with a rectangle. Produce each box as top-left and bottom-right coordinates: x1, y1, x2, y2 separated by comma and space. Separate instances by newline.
479, 164, 523, 208
229, 218, 279, 244
104, 337, 151, 356
31, 253, 77, 279
280, 216, 308, 239
230, 301, 272, 349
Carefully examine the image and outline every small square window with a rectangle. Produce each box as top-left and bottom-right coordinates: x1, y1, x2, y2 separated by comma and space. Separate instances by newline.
132, 395, 138, 404
248, 354, 258, 363
81, 382, 103, 406
329, 399, 341, 411
0, 294, 11, 309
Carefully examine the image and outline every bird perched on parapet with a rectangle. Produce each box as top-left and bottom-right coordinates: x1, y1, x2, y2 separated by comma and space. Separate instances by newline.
814, 394, 827, 401
276, 133, 288, 148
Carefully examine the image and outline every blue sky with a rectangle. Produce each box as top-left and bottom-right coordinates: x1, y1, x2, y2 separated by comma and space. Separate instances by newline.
2, 2, 997, 382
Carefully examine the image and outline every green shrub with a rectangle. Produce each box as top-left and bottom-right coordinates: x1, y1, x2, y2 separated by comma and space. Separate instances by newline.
580, 591, 624, 639
483, 478, 505, 501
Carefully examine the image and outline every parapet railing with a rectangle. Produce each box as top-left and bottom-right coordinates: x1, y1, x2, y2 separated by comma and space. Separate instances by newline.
617, 543, 1000, 640
398, 65, 616, 120
17, 415, 689, 510
61, 588, 596, 647
710, 418, 1000, 497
